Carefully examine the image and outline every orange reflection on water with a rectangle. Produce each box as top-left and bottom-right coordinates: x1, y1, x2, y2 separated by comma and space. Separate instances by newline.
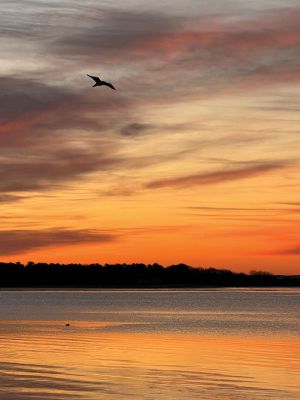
0, 323, 299, 400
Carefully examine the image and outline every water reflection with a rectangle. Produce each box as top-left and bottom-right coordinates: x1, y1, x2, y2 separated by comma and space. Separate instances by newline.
0, 290, 299, 399
0, 328, 299, 400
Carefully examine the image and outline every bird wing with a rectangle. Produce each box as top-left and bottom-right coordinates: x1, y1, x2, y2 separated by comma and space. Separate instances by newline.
87, 74, 101, 83
102, 81, 116, 90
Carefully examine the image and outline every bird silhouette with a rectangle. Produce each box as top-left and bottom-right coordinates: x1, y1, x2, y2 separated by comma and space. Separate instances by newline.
87, 74, 116, 90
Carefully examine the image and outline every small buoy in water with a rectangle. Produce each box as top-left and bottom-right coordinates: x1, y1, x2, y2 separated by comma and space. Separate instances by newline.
65, 323, 70, 327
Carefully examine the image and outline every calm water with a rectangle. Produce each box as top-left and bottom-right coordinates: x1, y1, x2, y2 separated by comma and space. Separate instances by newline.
0, 289, 299, 399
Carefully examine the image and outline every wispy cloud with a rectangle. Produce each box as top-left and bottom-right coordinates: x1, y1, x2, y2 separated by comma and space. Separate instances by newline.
0, 76, 130, 142
0, 228, 117, 256
278, 202, 300, 207
275, 246, 300, 256
0, 5, 298, 201
0, 194, 24, 203
3, 4, 298, 95
53, 9, 181, 61
187, 206, 279, 211
0, 76, 133, 195
145, 161, 286, 189
48, 6, 300, 99
0, 149, 121, 193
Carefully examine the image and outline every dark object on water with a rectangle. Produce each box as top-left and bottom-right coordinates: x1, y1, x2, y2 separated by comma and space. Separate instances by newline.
87, 74, 116, 90
65, 323, 70, 327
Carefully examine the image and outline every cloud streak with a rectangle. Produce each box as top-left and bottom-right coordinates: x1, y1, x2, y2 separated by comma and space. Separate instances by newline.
275, 246, 300, 256
145, 162, 286, 189
49, 6, 300, 99
0, 228, 117, 256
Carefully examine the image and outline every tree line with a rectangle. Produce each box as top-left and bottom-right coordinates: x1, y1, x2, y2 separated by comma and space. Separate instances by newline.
0, 262, 299, 287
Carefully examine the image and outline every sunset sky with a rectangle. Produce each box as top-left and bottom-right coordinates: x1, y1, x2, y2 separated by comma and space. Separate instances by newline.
0, 0, 299, 274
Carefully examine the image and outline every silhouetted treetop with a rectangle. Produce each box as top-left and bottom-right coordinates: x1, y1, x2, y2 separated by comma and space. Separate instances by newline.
0, 262, 298, 288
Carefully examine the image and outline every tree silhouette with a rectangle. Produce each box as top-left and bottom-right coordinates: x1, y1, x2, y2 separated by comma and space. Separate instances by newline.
0, 262, 299, 288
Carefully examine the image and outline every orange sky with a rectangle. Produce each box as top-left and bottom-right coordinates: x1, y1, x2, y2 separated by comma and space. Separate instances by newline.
0, 1, 299, 274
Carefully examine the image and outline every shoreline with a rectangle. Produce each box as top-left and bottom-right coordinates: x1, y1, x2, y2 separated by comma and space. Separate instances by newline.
1, 286, 299, 291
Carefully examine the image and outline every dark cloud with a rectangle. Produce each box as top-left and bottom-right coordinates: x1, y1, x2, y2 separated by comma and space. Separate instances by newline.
2, 3, 300, 98
0, 77, 71, 125
0, 74, 210, 197
0, 4, 299, 202
52, 7, 300, 59
0, 194, 24, 203
0, 76, 133, 194
0, 228, 117, 256
145, 161, 286, 189
2, 5, 300, 109
53, 9, 181, 60
0, 148, 120, 193
0, 76, 130, 144
48, 6, 300, 100
120, 122, 153, 136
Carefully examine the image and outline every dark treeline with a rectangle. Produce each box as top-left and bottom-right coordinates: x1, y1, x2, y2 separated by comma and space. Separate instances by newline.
0, 262, 299, 287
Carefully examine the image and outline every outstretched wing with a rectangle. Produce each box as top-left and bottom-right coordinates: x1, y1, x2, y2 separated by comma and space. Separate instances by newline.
102, 81, 116, 90
87, 74, 101, 84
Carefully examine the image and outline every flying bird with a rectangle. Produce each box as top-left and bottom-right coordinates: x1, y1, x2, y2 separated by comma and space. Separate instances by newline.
87, 74, 116, 90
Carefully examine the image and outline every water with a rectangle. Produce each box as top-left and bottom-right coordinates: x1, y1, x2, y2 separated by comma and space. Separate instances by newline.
0, 289, 299, 399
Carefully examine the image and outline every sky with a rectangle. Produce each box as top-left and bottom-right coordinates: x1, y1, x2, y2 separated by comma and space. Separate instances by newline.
0, 0, 299, 274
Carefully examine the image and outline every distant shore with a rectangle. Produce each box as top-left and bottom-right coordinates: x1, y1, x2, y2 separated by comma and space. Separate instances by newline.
1, 262, 299, 288
1, 286, 299, 291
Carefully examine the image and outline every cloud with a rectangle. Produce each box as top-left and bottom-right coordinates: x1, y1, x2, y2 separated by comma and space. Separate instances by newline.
122, 225, 191, 235
2, 4, 300, 96
187, 205, 300, 214
278, 202, 300, 207
0, 228, 117, 256
0, 225, 192, 256
52, 7, 300, 60
0, 194, 24, 203
0, 77, 71, 125
145, 161, 286, 189
0, 76, 135, 194
48, 6, 300, 99
0, 76, 130, 143
0, 148, 121, 193
187, 206, 277, 211
1, 4, 299, 202
120, 122, 153, 137
0, 74, 214, 197
2, 6, 300, 110
52, 9, 181, 61
275, 246, 300, 256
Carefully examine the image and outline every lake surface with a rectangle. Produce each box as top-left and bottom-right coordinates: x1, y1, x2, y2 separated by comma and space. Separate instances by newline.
0, 289, 299, 399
